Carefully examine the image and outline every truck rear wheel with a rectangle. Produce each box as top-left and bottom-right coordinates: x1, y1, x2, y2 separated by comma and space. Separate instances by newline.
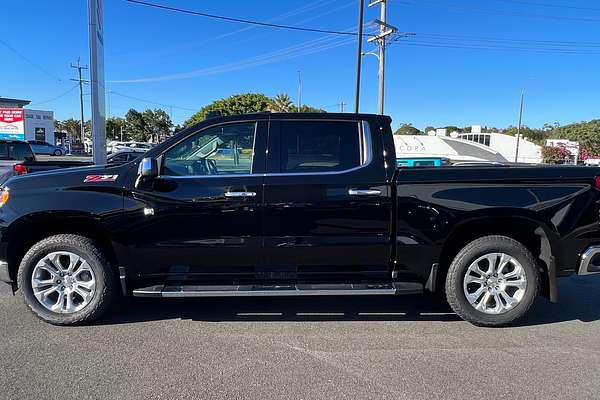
17, 234, 116, 325
445, 235, 540, 327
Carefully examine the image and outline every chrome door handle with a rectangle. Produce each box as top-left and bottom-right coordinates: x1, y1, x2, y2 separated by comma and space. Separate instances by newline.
224, 191, 257, 198
348, 189, 382, 196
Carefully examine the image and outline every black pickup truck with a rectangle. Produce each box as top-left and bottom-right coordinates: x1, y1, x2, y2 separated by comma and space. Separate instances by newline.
0, 113, 599, 327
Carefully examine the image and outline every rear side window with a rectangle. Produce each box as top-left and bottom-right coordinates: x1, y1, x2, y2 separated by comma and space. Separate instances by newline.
279, 121, 361, 173
8, 143, 33, 160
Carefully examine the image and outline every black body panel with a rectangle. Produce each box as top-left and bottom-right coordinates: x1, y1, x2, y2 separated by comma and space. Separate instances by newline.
0, 112, 598, 299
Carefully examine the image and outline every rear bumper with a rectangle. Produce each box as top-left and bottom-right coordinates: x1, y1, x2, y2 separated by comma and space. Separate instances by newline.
0, 260, 11, 283
577, 246, 600, 276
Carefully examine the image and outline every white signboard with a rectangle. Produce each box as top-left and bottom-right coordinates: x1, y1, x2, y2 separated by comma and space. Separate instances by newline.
88, 0, 106, 165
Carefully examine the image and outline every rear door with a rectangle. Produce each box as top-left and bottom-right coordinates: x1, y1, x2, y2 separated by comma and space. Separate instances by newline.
261, 119, 393, 283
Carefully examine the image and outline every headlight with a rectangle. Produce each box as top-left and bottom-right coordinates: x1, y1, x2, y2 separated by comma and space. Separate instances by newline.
0, 188, 9, 208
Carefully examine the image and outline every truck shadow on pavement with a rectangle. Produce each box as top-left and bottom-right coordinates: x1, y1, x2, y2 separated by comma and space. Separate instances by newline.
97, 275, 600, 326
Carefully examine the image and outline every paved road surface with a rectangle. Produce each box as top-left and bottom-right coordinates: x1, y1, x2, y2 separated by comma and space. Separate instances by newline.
1, 275, 600, 400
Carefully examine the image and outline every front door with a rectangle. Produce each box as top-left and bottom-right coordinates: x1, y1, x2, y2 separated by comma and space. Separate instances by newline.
129, 120, 267, 284
261, 119, 392, 284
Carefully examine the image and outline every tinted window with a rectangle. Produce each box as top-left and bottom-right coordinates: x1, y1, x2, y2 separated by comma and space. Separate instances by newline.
279, 121, 361, 173
163, 122, 256, 176
8, 143, 34, 160
0, 144, 8, 159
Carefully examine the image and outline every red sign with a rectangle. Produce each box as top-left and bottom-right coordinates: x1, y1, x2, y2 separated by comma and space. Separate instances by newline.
0, 109, 24, 124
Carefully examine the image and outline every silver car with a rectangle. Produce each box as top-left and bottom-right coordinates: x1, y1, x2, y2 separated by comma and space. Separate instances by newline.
27, 140, 65, 156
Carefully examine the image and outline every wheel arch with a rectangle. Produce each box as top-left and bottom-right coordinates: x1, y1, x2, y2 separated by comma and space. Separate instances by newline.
4, 212, 120, 288
437, 212, 559, 302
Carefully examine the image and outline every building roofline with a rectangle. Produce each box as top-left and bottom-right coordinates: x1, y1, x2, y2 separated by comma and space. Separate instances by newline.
0, 97, 31, 106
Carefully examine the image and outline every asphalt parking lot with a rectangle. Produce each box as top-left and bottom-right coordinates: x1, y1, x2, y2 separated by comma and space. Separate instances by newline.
2, 275, 600, 400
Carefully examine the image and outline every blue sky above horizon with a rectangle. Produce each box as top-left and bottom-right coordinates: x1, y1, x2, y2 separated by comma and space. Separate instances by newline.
2, 0, 600, 131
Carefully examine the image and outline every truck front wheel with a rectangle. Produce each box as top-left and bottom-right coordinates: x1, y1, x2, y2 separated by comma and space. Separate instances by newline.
17, 234, 117, 325
445, 235, 540, 327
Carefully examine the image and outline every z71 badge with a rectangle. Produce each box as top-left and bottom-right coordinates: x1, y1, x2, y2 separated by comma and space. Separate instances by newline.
84, 175, 119, 183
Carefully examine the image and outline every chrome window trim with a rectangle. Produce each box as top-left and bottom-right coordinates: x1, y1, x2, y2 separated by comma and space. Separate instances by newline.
158, 120, 373, 179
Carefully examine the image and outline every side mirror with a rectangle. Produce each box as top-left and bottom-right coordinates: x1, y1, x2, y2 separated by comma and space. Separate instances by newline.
138, 157, 158, 179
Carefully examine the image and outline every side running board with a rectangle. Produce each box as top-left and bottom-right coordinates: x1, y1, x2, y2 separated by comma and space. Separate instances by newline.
132, 282, 423, 298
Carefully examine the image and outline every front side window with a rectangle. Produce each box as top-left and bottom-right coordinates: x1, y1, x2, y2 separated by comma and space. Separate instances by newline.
163, 122, 256, 176
279, 121, 361, 173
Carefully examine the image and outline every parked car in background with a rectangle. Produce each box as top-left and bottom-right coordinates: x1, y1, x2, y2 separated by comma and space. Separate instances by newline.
0, 140, 89, 185
106, 150, 142, 164
27, 141, 65, 156
107, 141, 152, 154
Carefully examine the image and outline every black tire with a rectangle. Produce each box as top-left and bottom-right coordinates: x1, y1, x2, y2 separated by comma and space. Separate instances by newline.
17, 234, 117, 325
445, 235, 540, 327
53, 149, 62, 156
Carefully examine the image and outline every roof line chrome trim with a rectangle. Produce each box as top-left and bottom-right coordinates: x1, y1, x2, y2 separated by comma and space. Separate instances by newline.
159, 120, 374, 179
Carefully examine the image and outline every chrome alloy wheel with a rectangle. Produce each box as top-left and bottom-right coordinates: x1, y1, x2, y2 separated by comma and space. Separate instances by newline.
463, 252, 527, 315
31, 251, 96, 314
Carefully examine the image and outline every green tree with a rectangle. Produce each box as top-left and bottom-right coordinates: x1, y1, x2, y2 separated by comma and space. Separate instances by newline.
184, 93, 271, 127
55, 118, 84, 140
424, 126, 435, 134
269, 93, 294, 112
142, 109, 173, 143
444, 126, 462, 133
503, 125, 548, 144
124, 108, 173, 142
394, 123, 422, 135
298, 105, 325, 113
106, 117, 127, 141
547, 120, 600, 157
125, 109, 147, 142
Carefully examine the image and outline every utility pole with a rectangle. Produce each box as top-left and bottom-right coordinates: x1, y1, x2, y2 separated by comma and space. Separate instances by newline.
514, 90, 525, 163
368, 0, 397, 115
340, 101, 346, 113
297, 71, 302, 112
70, 58, 88, 144
354, 0, 365, 113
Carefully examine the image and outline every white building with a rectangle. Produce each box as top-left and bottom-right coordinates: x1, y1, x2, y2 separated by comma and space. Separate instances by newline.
396, 125, 542, 164
24, 109, 55, 143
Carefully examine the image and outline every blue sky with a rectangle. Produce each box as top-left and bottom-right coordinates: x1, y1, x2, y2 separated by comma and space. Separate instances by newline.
2, 0, 600, 131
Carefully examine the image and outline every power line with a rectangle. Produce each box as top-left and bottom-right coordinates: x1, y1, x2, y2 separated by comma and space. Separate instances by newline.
0, 38, 64, 82
110, 90, 197, 111
201, 0, 342, 44
126, 0, 367, 36
109, 31, 356, 83
492, 0, 600, 12
28, 85, 79, 107
396, 0, 600, 23
394, 39, 600, 55
410, 32, 600, 48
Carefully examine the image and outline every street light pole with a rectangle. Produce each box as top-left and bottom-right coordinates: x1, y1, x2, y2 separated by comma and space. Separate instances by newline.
515, 90, 525, 163
367, 0, 397, 115
354, 0, 365, 113
377, 0, 386, 115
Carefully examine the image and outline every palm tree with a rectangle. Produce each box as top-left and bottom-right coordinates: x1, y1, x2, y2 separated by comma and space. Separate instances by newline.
269, 93, 294, 113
